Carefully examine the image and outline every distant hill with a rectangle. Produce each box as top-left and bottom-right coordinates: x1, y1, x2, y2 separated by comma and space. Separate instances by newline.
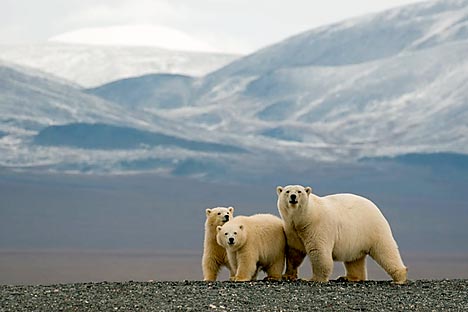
86, 74, 194, 109
362, 152, 468, 169
0, 43, 239, 87
0, 64, 143, 133
0, 63, 240, 174
34, 123, 244, 153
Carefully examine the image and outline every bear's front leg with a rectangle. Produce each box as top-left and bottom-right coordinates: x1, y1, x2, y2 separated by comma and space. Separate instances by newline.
283, 247, 306, 280
234, 252, 257, 282
202, 257, 221, 281
307, 246, 333, 282
226, 251, 237, 281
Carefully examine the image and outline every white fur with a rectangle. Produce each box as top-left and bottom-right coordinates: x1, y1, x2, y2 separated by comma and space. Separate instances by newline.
216, 214, 286, 282
277, 185, 407, 284
202, 206, 234, 281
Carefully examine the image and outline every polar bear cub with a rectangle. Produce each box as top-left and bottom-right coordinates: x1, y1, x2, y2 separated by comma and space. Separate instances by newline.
216, 214, 286, 281
277, 185, 407, 284
202, 207, 234, 281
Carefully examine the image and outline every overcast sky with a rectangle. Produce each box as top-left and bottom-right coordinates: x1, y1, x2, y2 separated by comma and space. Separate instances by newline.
1, 0, 424, 53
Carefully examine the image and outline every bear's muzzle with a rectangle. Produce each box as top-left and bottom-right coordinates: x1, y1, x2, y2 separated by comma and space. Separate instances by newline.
289, 194, 298, 204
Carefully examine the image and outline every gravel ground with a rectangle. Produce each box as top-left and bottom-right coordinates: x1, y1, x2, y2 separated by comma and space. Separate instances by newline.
1, 279, 466, 311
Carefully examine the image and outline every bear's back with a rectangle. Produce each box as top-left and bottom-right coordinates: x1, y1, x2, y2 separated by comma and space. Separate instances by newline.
232, 214, 285, 245
319, 193, 383, 217
318, 193, 391, 237
247, 213, 283, 224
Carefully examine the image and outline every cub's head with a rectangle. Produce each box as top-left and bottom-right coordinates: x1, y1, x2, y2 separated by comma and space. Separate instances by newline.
216, 222, 245, 251
205, 207, 234, 227
276, 185, 311, 211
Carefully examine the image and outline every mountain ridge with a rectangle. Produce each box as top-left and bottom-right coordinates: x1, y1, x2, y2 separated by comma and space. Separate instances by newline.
1, 0, 468, 176
0, 43, 239, 87
201, 0, 468, 80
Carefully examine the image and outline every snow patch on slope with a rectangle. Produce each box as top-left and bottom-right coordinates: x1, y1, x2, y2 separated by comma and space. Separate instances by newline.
0, 43, 240, 87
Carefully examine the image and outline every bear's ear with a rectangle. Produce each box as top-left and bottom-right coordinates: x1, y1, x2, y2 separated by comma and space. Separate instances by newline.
239, 225, 244, 230
216, 226, 222, 232
276, 186, 283, 195
206, 209, 212, 216
305, 187, 312, 195
228, 206, 234, 214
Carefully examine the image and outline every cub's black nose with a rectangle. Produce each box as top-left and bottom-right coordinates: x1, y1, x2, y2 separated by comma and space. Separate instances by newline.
223, 215, 230, 222
228, 237, 234, 244
290, 194, 297, 201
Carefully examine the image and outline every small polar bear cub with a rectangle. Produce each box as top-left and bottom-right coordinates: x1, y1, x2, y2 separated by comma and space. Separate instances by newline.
277, 185, 407, 284
202, 207, 235, 281
216, 214, 286, 282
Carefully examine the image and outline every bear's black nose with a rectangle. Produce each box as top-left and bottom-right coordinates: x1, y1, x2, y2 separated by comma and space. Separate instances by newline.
289, 194, 298, 204
223, 215, 230, 222
228, 237, 234, 244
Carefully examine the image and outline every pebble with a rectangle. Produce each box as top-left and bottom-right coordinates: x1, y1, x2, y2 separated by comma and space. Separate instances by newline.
0, 280, 466, 311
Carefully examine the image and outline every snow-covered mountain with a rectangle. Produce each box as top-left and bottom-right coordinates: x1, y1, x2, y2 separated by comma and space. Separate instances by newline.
0, 62, 146, 150
1, 0, 468, 177
0, 43, 239, 87
0, 63, 250, 174
145, 0, 468, 160
202, 0, 468, 78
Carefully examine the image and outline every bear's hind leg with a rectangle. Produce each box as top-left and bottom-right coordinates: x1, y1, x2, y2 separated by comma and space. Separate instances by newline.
389, 267, 408, 285
265, 257, 285, 281
283, 247, 306, 280
341, 256, 367, 282
369, 242, 407, 284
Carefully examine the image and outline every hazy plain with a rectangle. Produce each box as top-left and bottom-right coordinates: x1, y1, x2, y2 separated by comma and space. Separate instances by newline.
1, 168, 467, 285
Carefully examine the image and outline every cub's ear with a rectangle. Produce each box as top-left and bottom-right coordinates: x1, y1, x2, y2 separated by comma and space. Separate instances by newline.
305, 187, 312, 195
239, 225, 244, 230
228, 206, 234, 214
276, 186, 283, 195
216, 226, 222, 232
206, 208, 212, 216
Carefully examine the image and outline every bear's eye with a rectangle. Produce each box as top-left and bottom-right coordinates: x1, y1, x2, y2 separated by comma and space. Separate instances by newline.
217, 212, 221, 215
234, 232, 237, 235
286, 191, 290, 194
224, 233, 228, 235
298, 191, 302, 194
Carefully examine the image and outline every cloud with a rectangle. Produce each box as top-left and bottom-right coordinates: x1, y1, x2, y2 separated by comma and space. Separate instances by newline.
0, 0, 423, 52
48, 24, 221, 53
45, 0, 253, 53
65, 0, 186, 26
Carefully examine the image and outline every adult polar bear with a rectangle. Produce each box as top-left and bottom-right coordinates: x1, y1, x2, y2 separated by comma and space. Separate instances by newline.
277, 185, 407, 284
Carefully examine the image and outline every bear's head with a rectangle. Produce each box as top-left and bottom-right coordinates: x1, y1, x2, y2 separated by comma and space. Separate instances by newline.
216, 222, 245, 251
205, 206, 234, 227
276, 185, 311, 212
